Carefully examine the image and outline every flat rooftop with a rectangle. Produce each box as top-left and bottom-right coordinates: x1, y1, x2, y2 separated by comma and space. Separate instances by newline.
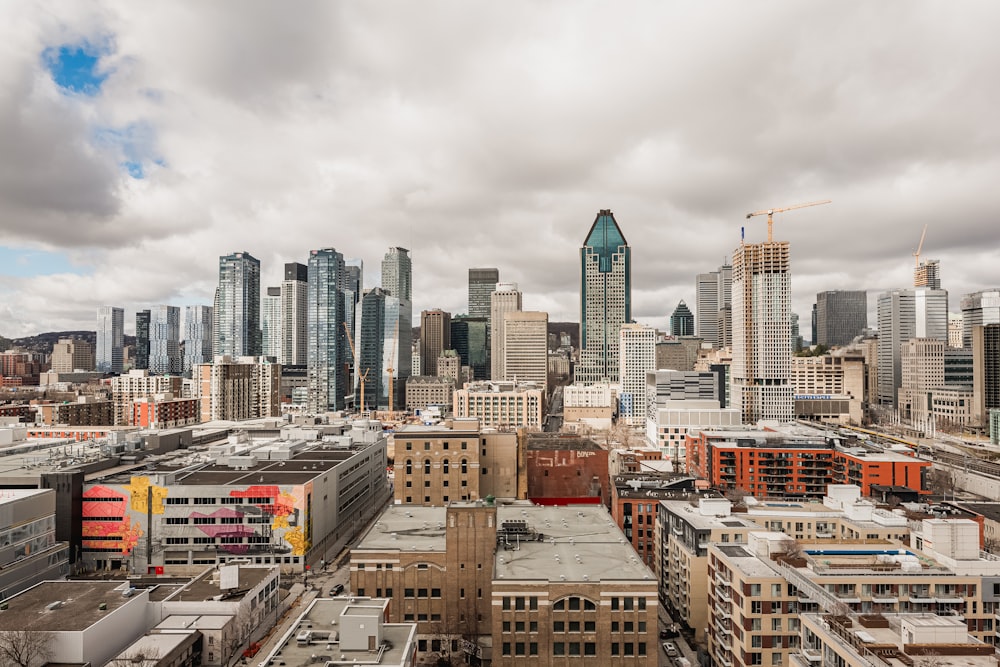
355, 505, 448, 552
263, 598, 416, 667
715, 544, 783, 578
0, 581, 142, 631
660, 500, 760, 531
161, 565, 274, 602
525, 433, 603, 451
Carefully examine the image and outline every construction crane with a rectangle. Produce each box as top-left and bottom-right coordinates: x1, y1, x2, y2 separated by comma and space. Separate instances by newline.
745, 199, 831, 242
342, 322, 370, 414
385, 318, 399, 417
913, 224, 928, 267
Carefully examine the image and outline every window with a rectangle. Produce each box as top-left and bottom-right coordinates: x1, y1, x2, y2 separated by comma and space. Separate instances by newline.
638, 643, 646, 656
584, 643, 596, 656
431, 588, 441, 597
584, 621, 595, 632
503, 597, 511, 610
405, 588, 414, 597
515, 621, 525, 632
553, 621, 565, 632
515, 642, 525, 656
502, 643, 511, 656
418, 588, 427, 597
461, 459, 468, 473
569, 621, 580, 632
165, 517, 189, 525
530, 621, 538, 633
553, 643, 565, 656
503, 621, 511, 632
529, 642, 538, 656
530, 597, 538, 610
624, 621, 633, 632
569, 642, 581, 656
443, 459, 450, 473
772, 618, 782, 632
405, 460, 412, 474
516, 597, 525, 610
751, 601, 762, 614
424, 459, 431, 474
624, 642, 634, 656
612, 643, 620, 655
611, 621, 619, 632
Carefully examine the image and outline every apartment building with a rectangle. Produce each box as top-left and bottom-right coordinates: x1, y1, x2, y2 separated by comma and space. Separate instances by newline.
453, 380, 544, 429
609, 475, 698, 569
34, 397, 113, 426
197, 355, 281, 422
350, 502, 657, 666
112, 369, 184, 425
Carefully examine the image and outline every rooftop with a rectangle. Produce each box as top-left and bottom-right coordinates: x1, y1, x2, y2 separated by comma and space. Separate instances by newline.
525, 432, 603, 451
355, 505, 449, 552
714, 544, 785, 578
160, 565, 274, 602
0, 581, 143, 632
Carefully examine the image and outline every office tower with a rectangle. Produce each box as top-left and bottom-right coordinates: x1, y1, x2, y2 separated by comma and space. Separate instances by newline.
344, 260, 363, 368
576, 209, 631, 385
437, 349, 461, 382
381, 247, 412, 410
420, 310, 451, 377
95, 306, 124, 373
897, 338, 945, 425
50, 338, 95, 373
182, 305, 213, 376
716, 304, 733, 348
876, 287, 949, 407
490, 282, 523, 379
468, 267, 499, 319
198, 355, 281, 421
815, 290, 867, 347
134, 310, 151, 370
451, 316, 489, 380
948, 314, 964, 349
973, 324, 1000, 425
961, 289, 1000, 349
307, 248, 348, 413
213, 251, 261, 358
261, 286, 282, 360
148, 305, 181, 375
695, 262, 732, 347
791, 313, 802, 352
618, 323, 656, 426
670, 301, 694, 337
282, 262, 309, 366
811, 303, 818, 347
502, 311, 548, 391
731, 241, 793, 423
357, 287, 386, 410
914, 259, 941, 289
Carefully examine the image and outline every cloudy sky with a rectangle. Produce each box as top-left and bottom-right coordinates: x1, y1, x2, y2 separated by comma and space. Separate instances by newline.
2, 1, 998, 339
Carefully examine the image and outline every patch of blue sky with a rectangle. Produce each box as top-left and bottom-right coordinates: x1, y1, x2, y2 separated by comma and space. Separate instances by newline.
94, 122, 162, 180
0, 247, 92, 278
43, 41, 111, 95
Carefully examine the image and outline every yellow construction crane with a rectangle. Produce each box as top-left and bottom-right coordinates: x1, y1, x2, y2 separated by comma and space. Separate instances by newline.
343, 322, 370, 414
386, 318, 399, 416
913, 224, 928, 267
745, 199, 831, 242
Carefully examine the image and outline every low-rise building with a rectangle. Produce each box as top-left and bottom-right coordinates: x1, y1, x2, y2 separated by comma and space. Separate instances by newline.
33, 396, 114, 426
562, 383, 616, 431
132, 393, 200, 429
405, 375, 455, 412
0, 488, 70, 600
113, 370, 184, 425
523, 432, 609, 505
454, 380, 545, 430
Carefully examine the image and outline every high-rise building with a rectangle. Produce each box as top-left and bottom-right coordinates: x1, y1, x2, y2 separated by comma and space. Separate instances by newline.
618, 323, 656, 426
695, 262, 732, 347
213, 251, 261, 358
960, 289, 1000, 349
381, 247, 412, 410
670, 301, 694, 337
134, 310, 150, 370
914, 258, 941, 289
790, 312, 802, 352
876, 287, 949, 407
501, 311, 548, 391
282, 262, 309, 366
148, 305, 181, 375
95, 306, 124, 373
50, 338, 94, 373
451, 316, 489, 381
897, 338, 945, 426
262, 286, 283, 360
358, 288, 387, 410
948, 313, 964, 349
576, 209, 630, 385
420, 310, 451, 377
973, 323, 1000, 425
468, 267, 499, 320
731, 241, 793, 423
182, 305, 213, 376
344, 260, 364, 370
307, 248, 349, 413
815, 290, 867, 347
198, 355, 281, 421
490, 283, 522, 379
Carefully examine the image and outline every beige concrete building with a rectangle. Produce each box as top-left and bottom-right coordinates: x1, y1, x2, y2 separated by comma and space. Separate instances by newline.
405, 374, 455, 412
453, 380, 544, 430
351, 502, 657, 666
491, 283, 523, 380
50, 337, 95, 373
502, 311, 548, 392
655, 337, 704, 372
111, 369, 184, 425
34, 397, 113, 426
393, 418, 518, 505
562, 383, 616, 431
791, 349, 866, 424
436, 349, 461, 382
197, 355, 281, 422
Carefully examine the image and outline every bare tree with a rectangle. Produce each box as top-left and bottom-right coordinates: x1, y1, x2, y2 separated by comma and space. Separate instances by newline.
925, 466, 957, 501
225, 603, 256, 662
108, 647, 161, 667
0, 630, 53, 667
723, 486, 752, 504
914, 652, 946, 667
779, 538, 804, 560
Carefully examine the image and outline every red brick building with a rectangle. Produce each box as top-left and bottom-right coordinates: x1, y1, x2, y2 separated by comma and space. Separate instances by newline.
522, 433, 609, 505
132, 396, 200, 429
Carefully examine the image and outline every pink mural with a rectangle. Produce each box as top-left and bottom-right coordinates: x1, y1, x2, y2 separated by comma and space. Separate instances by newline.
229, 485, 295, 517
82, 485, 142, 554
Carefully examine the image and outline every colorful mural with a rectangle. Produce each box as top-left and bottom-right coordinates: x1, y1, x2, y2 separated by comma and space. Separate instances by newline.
126, 476, 168, 514
82, 485, 143, 555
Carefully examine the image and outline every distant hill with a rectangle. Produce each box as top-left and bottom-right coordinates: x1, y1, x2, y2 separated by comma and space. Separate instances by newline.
5, 331, 136, 356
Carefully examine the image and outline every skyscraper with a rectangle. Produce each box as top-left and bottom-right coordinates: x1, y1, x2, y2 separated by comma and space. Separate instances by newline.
358, 288, 386, 410
307, 248, 348, 413
149, 305, 181, 375
490, 283, 523, 379
420, 310, 451, 377
618, 323, 656, 426
576, 209, 630, 385
973, 324, 1000, 425
961, 289, 1000, 349
468, 268, 499, 319
695, 262, 732, 347
282, 262, 309, 366
670, 301, 694, 337
502, 311, 548, 391
214, 251, 261, 358
815, 290, 867, 347
914, 259, 941, 290
876, 287, 949, 407
135, 310, 151, 370
344, 259, 364, 371
451, 316, 489, 381
262, 286, 283, 360
381, 247, 412, 410
96, 306, 124, 373
731, 241, 793, 423
183, 305, 213, 376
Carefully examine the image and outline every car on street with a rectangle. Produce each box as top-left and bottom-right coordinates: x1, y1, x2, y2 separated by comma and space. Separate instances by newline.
330, 583, 344, 596
662, 642, 678, 657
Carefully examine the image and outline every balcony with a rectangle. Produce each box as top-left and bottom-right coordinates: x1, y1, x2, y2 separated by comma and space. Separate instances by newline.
716, 587, 731, 603
715, 573, 731, 588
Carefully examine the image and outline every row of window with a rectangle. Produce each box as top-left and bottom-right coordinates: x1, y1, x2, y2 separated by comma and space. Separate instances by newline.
165, 496, 273, 505
500, 642, 648, 657
404, 459, 470, 474
403, 441, 470, 451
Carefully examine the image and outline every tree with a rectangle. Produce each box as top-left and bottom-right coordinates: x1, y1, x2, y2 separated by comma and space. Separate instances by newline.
779, 538, 804, 560
925, 466, 957, 501
0, 630, 53, 667
108, 648, 160, 667
723, 486, 752, 504
225, 604, 256, 662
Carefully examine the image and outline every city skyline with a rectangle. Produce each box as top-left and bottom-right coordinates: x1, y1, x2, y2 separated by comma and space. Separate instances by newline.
2, 4, 1000, 338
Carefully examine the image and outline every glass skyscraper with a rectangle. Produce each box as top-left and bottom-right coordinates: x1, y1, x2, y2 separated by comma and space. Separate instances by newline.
213, 251, 261, 358
669, 300, 694, 337
96, 306, 124, 373
815, 290, 867, 347
452, 316, 489, 380
135, 310, 150, 370
262, 286, 283, 360
183, 305, 214, 376
282, 262, 309, 366
575, 209, 630, 385
149, 305, 181, 375
307, 248, 348, 413
468, 267, 499, 319
358, 287, 387, 409
381, 247, 412, 409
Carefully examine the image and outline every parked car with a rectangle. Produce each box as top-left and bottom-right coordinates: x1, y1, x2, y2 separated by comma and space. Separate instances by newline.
662, 642, 678, 657
330, 583, 345, 596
